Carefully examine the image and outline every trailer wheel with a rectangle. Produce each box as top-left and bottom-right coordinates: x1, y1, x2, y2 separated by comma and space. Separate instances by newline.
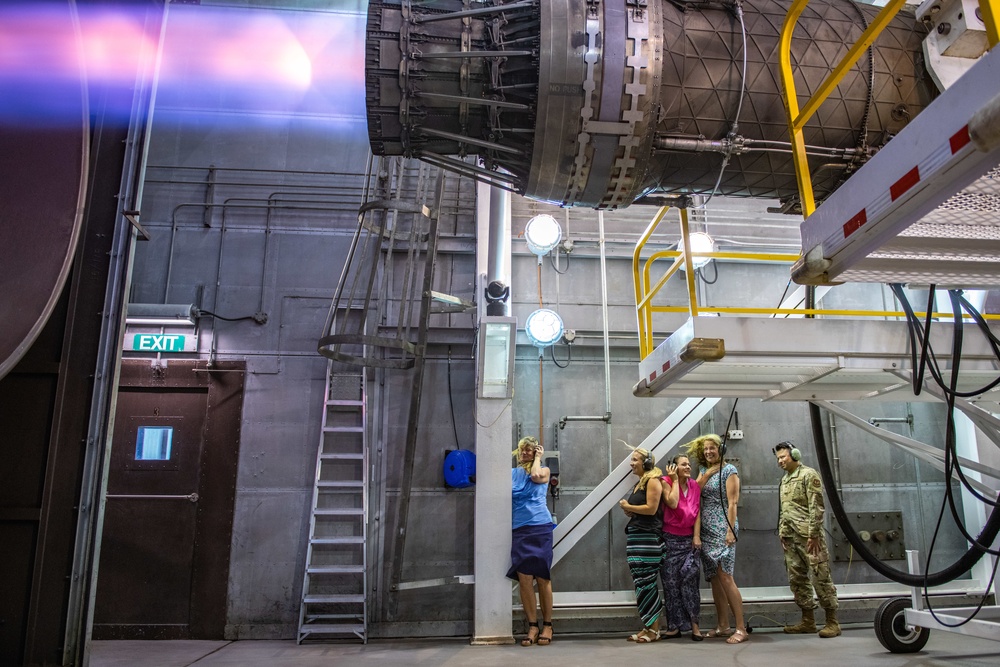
874, 597, 930, 653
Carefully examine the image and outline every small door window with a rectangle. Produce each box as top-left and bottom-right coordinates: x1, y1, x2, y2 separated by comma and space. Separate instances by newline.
135, 426, 174, 461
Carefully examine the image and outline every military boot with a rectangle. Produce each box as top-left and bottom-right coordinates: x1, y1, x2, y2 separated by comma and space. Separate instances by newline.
818, 608, 841, 638
783, 607, 817, 633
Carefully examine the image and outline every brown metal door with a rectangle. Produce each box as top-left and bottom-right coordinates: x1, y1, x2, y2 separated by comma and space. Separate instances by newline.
93, 360, 243, 639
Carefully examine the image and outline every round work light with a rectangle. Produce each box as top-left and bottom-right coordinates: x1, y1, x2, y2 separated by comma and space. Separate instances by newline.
524, 308, 564, 348
524, 214, 562, 257
677, 232, 716, 270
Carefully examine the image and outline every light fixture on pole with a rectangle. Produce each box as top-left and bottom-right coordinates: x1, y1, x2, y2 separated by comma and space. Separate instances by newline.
677, 232, 715, 270
524, 213, 562, 260
524, 308, 564, 349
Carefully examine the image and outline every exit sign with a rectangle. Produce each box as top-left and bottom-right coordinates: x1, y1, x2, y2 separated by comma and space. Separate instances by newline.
126, 333, 195, 353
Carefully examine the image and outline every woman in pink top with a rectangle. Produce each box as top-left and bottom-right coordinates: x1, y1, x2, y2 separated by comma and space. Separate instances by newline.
659, 455, 702, 640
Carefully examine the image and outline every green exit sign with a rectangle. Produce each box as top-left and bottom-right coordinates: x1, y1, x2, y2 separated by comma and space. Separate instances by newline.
128, 333, 192, 353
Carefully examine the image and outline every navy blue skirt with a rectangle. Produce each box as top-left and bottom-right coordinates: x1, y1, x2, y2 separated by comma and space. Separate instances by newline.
507, 523, 554, 580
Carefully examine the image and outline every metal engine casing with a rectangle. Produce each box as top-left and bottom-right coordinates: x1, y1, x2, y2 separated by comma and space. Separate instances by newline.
366, 0, 934, 209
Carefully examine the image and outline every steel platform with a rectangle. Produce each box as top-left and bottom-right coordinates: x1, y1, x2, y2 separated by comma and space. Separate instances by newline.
793, 46, 1000, 287
634, 316, 1000, 403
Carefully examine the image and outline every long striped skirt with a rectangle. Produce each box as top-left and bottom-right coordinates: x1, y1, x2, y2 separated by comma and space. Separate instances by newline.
626, 525, 664, 628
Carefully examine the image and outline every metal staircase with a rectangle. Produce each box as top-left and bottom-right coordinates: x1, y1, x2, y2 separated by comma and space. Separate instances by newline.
297, 366, 368, 643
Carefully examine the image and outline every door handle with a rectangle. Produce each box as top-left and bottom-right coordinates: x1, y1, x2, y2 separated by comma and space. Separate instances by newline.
106, 493, 199, 503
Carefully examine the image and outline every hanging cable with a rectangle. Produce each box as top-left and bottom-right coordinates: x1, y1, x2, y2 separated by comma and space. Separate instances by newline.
550, 341, 570, 368
718, 398, 741, 542
447, 346, 461, 448
548, 245, 570, 274
693, 0, 747, 209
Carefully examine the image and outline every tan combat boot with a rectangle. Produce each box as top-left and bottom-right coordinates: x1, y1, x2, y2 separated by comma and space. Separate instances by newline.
783, 607, 817, 633
818, 608, 841, 638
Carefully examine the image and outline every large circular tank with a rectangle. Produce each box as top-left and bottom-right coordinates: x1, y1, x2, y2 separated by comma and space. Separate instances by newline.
366, 0, 934, 209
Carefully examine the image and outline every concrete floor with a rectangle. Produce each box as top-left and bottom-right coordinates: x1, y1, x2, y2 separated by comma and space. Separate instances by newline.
90, 626, 1000, 667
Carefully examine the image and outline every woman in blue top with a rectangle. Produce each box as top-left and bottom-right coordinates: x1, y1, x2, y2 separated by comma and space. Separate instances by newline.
688, 434, 748, 645
507, 436, 555, 646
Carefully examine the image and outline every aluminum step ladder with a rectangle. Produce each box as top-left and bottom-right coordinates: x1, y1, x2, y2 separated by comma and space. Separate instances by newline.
297, 367, 368, 643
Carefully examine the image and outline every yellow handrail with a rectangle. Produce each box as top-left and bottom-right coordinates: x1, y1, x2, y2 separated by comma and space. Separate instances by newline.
632, 206, 672, 358
778, 0, 907, 217
632, 206, 1000, 360
982, 0, 1000, 47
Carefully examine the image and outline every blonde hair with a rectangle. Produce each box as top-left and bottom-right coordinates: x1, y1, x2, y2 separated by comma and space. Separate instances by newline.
633, 448, 663, 491
513, 436, 539, 472
684, 433, 723, 468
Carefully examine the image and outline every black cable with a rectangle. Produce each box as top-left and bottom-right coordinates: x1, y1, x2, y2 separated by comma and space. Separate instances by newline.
717, 399, 740, 542
548, 247, 570, 274
810, 401, 1000, 586
197, 308, 257, 322
697, 259, 719, 285
808, 283, 1000, 586
447, 346, 461, 448
549, 342, 570, 368
693, 0, 747, 209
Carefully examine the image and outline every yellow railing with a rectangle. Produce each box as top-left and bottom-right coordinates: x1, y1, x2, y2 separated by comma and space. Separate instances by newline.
632, 207, 1000, 360
982, 0, 1000, 47
779, 0, 907, 218
779, 0, 999, 218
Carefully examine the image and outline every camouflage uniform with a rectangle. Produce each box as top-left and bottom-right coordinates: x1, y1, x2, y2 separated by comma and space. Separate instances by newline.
778, 464, 838, 611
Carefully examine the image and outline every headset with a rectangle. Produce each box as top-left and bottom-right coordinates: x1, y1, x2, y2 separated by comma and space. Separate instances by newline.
774, 440, 802, 461
642, 449, 654, 471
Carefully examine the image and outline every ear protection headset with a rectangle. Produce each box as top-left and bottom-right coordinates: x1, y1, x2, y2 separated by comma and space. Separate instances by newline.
642, 449, 654, 471
774, 440, 802, 461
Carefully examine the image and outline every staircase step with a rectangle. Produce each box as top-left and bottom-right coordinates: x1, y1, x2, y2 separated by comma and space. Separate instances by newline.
306, 565, 365, 575
311, 536, 364, 545
314, 508, 364, 516
319, 453, 364, 460
304, 593, 365, 603
317, 480, 364, 488
326, 399, 364, 407
322, 426, 364, 433
298, 623, 365, 637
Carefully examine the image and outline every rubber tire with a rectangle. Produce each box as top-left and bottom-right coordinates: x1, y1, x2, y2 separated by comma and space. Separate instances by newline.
874, 597, 930, 653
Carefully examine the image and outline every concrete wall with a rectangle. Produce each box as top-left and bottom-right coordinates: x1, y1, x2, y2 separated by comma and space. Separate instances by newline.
124, 2, 989, 640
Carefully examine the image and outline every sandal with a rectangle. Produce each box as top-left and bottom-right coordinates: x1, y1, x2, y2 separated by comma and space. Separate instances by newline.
521, 621, 538, 647
635, 628, 661, 643
702, 627, 734, 639
726, 629, 749, 645
537, 621, 553, 646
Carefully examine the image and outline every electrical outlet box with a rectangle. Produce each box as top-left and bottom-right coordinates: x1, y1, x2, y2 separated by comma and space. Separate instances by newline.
727, 429, 743, 440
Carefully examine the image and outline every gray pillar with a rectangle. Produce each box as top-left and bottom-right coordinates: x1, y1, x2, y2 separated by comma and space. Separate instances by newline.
472, 183, 514, 644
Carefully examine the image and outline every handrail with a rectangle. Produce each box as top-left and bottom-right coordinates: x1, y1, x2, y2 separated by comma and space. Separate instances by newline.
983, 0, 1000, 47
778, 0, 907, 217
632, 206, 1000, 361
632, 206, 671, 358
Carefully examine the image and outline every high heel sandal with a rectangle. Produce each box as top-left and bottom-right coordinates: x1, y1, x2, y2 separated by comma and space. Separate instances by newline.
537, 621, 553, 646
521, 622, 539, 646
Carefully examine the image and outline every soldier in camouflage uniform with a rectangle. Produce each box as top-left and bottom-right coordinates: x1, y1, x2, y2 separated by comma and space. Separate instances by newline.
774, 441, 841, 638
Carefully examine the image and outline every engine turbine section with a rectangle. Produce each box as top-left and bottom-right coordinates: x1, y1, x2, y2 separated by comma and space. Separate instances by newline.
365, 0, 933, 209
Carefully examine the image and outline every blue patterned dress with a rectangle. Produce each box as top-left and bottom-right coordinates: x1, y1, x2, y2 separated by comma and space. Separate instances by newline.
699, 463, 739, 580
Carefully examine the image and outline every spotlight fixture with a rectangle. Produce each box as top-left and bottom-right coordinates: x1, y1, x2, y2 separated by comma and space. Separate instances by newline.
524, 214, 562, 258
524, 308, 564, 349
677, 232, 716, 271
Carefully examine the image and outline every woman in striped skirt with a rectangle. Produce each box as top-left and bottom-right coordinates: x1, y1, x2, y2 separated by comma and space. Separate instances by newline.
618, 447, 665, 643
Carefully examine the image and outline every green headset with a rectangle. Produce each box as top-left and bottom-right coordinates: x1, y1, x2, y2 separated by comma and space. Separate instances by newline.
774, 440, 802, 461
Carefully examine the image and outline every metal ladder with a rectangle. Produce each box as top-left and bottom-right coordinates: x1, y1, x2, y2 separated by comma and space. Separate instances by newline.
297, 366, 368, 643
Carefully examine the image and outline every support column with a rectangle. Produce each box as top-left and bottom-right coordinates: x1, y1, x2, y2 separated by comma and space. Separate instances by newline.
472, 183, 514, 644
